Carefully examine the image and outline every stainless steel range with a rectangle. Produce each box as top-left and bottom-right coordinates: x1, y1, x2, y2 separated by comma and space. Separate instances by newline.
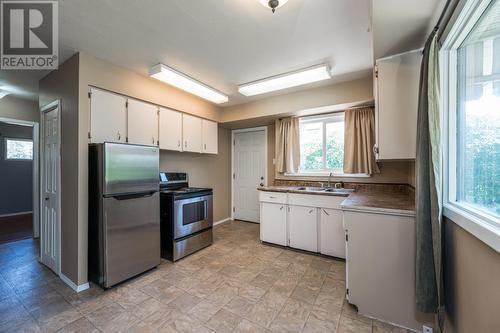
159, 172, 213, 261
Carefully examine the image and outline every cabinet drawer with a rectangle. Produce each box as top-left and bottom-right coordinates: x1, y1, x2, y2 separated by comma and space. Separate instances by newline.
288, 193, 344, 209
259, 191, 287, 204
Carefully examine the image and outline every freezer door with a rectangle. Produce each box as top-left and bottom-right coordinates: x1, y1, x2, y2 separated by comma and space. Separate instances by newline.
103, 191, 160, 287
104, 143, 159, 195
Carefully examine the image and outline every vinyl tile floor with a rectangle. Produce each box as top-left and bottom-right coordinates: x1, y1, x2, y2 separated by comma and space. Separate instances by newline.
0, 220, 410, 332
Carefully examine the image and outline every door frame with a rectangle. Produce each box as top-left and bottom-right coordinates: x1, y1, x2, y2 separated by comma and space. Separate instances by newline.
231, 126, 268, 221
0, 117, 40, 238
40, 99, 62, 275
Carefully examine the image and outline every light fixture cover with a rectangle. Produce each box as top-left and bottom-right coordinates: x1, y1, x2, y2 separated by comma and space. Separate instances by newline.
238, 64, 332, 96
149, 64, 228, 104
0, 89, 10, 99
258, 0, 289, 10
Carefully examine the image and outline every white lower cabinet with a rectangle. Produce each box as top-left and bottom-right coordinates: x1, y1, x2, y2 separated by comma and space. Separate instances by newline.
260, 202, 287, 246
319, 208, 346, 258
288, 205, 318, 252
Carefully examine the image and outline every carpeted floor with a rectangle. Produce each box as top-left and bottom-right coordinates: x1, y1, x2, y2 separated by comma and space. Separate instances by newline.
0, 213, 33, 244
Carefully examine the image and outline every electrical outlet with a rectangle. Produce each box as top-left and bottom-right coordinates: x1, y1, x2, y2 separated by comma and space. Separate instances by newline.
422, 325, 433, 333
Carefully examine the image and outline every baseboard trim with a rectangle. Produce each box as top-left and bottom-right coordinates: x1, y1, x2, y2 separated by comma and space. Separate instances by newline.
60, 273, 90, 293
0, 211, 33, 218
214, 218, 231, 226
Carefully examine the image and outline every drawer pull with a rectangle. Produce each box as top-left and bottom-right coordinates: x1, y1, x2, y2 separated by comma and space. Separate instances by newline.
309, 209, 314, 214
269, 196, 276, 199
280, 206, 284, 210
323, 209, 330, 216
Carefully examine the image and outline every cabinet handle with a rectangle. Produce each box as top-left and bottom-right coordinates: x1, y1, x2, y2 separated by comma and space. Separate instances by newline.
269, 196, 276, 199
117, 131, 121, 141
280, 206, 284, 210
322, 209, 330, 216
185, 141, 187, 148
309, 209, 314, 214
178, 140, 181, 147
152, 136, 155, 144
204, 143, 207, 150
288, 207, 290, 212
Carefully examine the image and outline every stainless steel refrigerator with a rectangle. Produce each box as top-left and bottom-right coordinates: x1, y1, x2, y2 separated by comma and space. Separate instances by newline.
88, 142, 160, 288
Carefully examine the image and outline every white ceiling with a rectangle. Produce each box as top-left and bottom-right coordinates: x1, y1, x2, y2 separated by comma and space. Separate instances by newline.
0, 0, 445, 106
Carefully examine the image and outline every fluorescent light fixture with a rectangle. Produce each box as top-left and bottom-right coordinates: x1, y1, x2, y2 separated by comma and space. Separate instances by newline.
238, 64, 332, 96
0, 89, 10, 99
149, 64, 228, 104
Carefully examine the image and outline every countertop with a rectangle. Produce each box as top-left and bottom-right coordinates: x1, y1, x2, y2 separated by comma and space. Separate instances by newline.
258, 186, 351, 197
259, 185, 415, 216
340, 189, 415, 216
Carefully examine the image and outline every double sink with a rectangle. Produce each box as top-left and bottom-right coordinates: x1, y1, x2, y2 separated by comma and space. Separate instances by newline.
295, 186, 355, 195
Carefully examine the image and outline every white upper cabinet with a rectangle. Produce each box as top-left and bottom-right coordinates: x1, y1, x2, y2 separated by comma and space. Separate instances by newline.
202, 119, 218, 154
182, 114, 202, 153
159, 107, 183, 151
288, 205, 318, 252
127, 99, 158, 146
375, 49, 422, 160
89, 88, 127, 143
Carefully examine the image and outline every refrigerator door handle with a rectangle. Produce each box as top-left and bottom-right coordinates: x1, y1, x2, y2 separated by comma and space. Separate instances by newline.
111, 191, 157, 200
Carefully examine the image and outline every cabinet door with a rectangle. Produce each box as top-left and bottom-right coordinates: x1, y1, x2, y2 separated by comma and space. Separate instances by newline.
288, 205, 318, 252
90, 88, 127, 143
320, 208, 345, 258
127, 99, 158, 146
202, 119, 218, 154
159, 107, 182, 151
182, 114, 202, 153
375, 50, 422, 160
260, 202, 287, 246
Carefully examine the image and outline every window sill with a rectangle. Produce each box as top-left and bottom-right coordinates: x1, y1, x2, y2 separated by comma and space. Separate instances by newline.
443, 203, 500, 254
283, 172, 370, 178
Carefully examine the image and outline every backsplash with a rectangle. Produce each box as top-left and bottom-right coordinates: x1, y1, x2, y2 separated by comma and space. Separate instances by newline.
273, 179, 414, 194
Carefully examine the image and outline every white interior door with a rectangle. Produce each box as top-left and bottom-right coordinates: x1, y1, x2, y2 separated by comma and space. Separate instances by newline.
41, 104, 60, 274
233, 129, 266, 223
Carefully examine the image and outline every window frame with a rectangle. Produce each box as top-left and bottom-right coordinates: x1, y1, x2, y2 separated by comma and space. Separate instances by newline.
4, 137, 34, 161
441, 0, 500, 252
289, 112, 370, 177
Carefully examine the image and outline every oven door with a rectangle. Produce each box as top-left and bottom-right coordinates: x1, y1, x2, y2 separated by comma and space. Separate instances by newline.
174, 194, 213, 239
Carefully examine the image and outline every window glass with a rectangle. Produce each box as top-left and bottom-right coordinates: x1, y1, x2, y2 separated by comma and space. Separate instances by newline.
299, 113, 344, 173
5, 139, 33, 160
456, 0, 500, 217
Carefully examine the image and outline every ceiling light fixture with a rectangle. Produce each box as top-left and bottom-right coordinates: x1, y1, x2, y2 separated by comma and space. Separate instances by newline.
149, 64, 228, 104
259, 0, 289, 13
0, 89, 10, 99
238, 64, 332, 97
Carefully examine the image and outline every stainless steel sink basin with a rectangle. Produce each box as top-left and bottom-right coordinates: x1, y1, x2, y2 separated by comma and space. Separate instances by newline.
323, 188, 354, 194
296, 187, 354, 194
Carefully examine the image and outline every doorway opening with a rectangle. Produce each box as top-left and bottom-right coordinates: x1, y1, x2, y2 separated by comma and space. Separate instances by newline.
0, 118, 39, 244
231, 127, 268, 223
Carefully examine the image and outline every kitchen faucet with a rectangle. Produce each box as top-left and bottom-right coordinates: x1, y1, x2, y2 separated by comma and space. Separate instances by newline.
327, 172, 333, 188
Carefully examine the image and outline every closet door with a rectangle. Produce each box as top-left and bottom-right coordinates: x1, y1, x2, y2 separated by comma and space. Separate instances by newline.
89, 88, 127, 143
127, 99, 158, 146
159, 108, 183, 151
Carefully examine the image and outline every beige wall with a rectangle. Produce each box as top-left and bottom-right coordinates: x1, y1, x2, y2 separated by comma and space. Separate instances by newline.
72, 53, 225, 285
444, 219, 500, 332
221, 77, 373, 124
0, 95, 39, 123
160, 128, 231, 222
39, 54, 81, 284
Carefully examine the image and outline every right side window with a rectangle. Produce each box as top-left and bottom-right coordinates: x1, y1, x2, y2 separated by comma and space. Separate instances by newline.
455, 0, 500, 219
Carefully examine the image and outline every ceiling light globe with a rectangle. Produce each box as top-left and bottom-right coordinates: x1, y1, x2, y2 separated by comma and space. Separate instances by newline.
258, 0, 289, 12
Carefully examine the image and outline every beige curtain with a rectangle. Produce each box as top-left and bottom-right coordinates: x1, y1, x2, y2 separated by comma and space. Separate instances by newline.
343, 107, 379, 174
275, 117, 300, 173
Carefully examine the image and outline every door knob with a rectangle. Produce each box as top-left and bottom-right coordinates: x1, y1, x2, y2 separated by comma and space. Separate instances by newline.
45, 197, 49, 201
260, 176, 264, 180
